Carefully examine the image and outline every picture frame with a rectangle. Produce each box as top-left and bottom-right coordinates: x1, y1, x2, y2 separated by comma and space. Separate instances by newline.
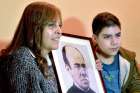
51, 33, 106, 93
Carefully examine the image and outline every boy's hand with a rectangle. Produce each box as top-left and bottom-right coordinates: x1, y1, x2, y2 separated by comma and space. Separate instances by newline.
96, 59, 103, 71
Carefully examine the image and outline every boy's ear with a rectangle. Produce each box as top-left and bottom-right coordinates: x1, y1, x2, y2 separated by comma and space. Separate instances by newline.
92, 34, 97, 39
92, 34, 97, 43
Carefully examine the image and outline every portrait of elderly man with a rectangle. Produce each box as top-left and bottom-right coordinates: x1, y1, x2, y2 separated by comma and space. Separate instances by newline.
62, 45, 96, 93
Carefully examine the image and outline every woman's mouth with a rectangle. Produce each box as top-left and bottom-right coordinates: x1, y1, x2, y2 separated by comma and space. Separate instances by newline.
52, 37, 60, 41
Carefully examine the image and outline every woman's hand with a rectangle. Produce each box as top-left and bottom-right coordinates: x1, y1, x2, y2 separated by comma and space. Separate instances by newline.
95, 59, 103, 71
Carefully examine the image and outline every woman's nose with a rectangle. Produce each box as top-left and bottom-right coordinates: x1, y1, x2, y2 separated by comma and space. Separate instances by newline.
55, 25, 62, 35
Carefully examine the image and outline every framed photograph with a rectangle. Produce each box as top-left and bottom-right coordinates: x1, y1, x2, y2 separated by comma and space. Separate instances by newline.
51, 33, 106, 93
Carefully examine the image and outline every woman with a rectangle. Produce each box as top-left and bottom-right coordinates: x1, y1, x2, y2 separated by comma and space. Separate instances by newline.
0, 1, 62, 93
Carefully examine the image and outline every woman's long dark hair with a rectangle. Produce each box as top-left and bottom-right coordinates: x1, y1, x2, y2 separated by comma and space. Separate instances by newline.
0, 2, 62, 78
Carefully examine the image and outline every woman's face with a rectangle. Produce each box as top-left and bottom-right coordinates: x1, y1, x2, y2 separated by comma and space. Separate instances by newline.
41, 19, 62, 54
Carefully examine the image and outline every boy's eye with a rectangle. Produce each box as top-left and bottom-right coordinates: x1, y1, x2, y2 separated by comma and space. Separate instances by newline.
116, 33, 121, 38
104, 35, 111, 39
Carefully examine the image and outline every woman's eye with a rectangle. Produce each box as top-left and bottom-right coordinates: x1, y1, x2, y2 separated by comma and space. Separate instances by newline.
48, 23, 56, 27
47, 21, 62, 29
59, 24, 62, 28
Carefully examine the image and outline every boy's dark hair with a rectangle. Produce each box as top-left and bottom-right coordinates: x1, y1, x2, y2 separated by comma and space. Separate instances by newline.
92, 12, 121, 36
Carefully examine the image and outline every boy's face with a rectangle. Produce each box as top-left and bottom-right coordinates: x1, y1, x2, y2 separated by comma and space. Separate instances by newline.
95, 26, 121, 57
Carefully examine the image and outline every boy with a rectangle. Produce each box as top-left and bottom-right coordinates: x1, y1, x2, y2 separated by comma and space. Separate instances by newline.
92, 12, 140, 93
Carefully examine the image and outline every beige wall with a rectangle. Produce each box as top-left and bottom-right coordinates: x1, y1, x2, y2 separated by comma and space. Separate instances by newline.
0, 0, 140, 63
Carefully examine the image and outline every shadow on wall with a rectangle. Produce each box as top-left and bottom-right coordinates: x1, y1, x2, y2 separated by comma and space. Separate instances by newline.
62, 17, 87, 36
